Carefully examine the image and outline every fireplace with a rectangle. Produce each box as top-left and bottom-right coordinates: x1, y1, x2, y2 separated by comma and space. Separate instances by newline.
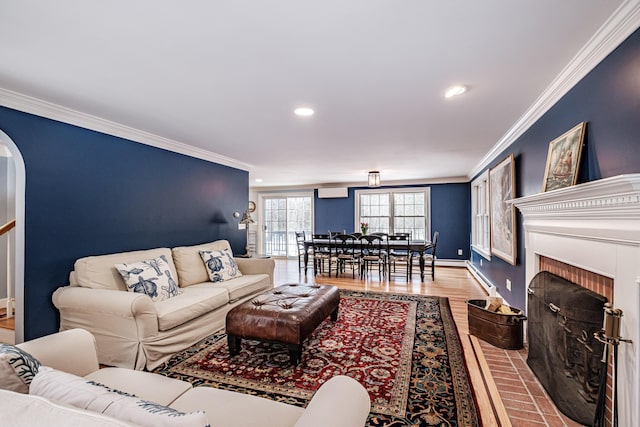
512, 174, 640, 427
527, 270, 607, 425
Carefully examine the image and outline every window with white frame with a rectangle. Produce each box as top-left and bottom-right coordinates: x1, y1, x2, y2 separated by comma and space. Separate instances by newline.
355, 188, 430, 240
471, 171, 491, 259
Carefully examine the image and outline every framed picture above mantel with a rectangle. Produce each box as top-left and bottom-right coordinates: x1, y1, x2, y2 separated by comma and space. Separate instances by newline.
489, 154, 516, 265
542, 122, 586, 192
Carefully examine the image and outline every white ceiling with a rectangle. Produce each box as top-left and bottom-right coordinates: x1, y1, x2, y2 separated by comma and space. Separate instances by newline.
0, 1, 631, 188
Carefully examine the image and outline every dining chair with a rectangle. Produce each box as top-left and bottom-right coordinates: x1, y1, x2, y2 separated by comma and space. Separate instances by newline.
312, 233, 337, 277
295, 231, 309, 270
333, 234, 360, 278
359, 235, 387, 279
387, 234, 411, 281
422, 231, 438, 280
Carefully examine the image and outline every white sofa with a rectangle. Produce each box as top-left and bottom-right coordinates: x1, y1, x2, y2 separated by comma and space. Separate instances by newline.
1, 329, 371, 427
52, 240, 276, 370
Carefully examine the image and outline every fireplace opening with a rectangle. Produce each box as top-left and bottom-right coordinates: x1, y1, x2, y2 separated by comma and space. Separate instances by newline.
527, 271, 608, 425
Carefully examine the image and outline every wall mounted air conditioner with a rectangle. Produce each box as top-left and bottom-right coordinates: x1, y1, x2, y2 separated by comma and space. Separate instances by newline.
317, 187, 348, 198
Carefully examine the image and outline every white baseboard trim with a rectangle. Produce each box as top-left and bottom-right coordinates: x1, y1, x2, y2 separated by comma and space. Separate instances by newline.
435, 259, 467, 268
466, 261, 507, 301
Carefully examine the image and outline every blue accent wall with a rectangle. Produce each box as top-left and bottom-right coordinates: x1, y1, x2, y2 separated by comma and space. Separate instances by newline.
314, 189, 355, 234
471, 27, 640, 311
314, 183, 470, 260
0, 107, 249, 340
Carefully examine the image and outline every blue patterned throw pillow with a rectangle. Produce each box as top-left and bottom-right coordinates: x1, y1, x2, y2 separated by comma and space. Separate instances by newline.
0, 344, 41, 393
115, 255, 182, 302
199, 249, 243, 282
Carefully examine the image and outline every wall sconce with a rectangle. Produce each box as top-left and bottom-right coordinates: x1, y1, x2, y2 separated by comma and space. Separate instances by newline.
368, 171, 381, 187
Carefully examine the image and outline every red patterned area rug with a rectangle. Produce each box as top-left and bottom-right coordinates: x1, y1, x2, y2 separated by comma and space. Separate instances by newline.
154, 290, 479, 426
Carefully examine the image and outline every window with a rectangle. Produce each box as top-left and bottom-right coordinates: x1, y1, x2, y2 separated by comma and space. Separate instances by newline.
261, 193, 313, 257
471, 171, 491, 259
355, 188, 430, 240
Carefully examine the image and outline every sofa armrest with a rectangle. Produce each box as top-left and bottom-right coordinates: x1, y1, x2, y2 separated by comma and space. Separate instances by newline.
53, 286, 158, 335
235, 257, 275, 284
52, 286, 159, 368
17, 329, 100, 377
293, 376, 370, 427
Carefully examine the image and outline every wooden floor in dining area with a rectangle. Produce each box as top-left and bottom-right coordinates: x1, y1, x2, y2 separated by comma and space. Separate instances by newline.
274, 258, 579, 427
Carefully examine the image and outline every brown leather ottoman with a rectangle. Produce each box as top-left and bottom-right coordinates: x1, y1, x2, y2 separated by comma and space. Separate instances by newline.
226, 284, 340, 364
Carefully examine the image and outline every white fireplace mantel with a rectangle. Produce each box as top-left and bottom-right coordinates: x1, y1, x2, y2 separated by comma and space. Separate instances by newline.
512, 174, 640, 427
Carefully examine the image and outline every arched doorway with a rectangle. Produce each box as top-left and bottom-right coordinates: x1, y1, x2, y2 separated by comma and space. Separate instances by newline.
0, 129, 25, 343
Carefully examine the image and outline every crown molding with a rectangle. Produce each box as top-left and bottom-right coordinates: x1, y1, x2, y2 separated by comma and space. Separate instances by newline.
0, 88, 252, 172
469, 0, 640, 179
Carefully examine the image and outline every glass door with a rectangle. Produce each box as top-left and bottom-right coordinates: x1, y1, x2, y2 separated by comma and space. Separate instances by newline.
262, 194, 312, 257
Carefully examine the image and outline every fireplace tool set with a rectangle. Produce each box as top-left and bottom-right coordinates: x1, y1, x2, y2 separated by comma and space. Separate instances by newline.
592, 303, 633, 427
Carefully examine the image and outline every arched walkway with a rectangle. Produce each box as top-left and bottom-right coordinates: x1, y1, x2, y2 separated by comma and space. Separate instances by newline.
0, 129, 26, 343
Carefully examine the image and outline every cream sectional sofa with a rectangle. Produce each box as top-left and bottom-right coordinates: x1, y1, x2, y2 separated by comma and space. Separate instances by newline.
52, 240, 275, 370
2, 329, 370, 427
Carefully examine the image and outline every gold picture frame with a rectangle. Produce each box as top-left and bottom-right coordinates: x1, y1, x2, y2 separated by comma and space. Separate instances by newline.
489, 154, 516, 265
542, 122, 586, 192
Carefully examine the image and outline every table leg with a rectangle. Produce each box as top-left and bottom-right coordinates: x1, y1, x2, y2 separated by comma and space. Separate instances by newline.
419, 252, 425, 281
304, 251, 309, 275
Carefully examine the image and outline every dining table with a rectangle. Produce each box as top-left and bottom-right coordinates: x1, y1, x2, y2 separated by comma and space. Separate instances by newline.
303, 238, 434, 281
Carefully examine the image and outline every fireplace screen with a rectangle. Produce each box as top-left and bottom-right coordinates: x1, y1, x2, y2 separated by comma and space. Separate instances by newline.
527, 271, 607, 425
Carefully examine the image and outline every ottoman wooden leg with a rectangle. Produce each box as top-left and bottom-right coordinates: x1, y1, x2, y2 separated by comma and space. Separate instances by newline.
228, 334, 242, 356
288, 344, 302, 365
330, 306, 339, 321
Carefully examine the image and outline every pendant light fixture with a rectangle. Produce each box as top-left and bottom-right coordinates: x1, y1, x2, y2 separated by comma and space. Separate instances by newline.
368, 171, 381, 187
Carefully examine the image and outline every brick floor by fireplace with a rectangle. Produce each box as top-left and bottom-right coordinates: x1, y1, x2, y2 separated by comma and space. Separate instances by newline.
479, 340, 584, 427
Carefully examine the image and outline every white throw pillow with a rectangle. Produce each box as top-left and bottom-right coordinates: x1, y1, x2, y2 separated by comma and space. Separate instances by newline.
115, 255, 182, 302
30, 367, 210, 427
0, 344, 41, 393
199, 249, 243, 282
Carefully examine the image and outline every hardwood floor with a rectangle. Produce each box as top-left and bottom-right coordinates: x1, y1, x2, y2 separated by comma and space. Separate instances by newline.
0, 307, 15, 345
275, 258, 510, 426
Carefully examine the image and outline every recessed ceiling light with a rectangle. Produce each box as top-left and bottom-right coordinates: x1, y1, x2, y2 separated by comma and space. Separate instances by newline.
294, 107, 314, 116
255, 178, 263, 183
444, 85, 467, 99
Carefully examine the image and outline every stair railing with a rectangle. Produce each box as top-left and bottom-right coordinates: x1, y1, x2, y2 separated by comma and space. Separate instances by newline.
1, 219, 15, 319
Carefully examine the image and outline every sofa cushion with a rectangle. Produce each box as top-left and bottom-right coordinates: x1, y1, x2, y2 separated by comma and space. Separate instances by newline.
0, 389, 136, 426
85, 367, 192, 407
116, 255, 182, 302
190, 273, 271, 303
199, 249, 243, 282
171, 386, 304, 427
0, 344, 40, 393
171, 240, 232, 287
154, 287, 229, 331
30, 367, 210, 427
74, 248, 178, 291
